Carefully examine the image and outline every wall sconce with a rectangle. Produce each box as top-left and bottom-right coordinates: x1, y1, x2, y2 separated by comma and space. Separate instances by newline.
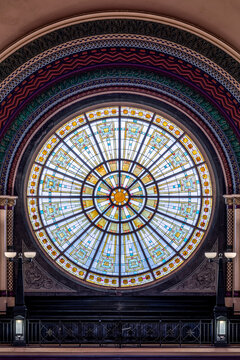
215, 316, 228, 345
13, 315, 26, 346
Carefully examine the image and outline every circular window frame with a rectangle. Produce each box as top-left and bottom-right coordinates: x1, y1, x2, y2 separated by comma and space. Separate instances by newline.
20, 98, 219, 292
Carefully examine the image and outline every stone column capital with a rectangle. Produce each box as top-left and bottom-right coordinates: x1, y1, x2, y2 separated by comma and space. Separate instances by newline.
0, 196, 18, 208
0, 198, 8, 207
233, 197, 240, 206
224, 195, 234, 206
224, 194, 240, 206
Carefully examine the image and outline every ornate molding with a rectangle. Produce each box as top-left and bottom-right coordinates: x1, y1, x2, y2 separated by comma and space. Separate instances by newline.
1, 12, 239, 62
0, 18, 239, 81
163, 259, 216, 293
24, 261, 76, 293
162, 241, 218, 293
1, 68, 239, 195
0, 32, 239, 196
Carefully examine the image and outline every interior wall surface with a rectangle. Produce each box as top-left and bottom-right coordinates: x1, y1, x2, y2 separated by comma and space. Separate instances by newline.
0, 10, 239, 315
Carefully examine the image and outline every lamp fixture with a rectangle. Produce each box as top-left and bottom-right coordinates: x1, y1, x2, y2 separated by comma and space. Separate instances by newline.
4, 251, 17, 258
204, 252, 217, 259
23, 252, 36, 259
224, 252, 237, 259
4, 251, 36, 260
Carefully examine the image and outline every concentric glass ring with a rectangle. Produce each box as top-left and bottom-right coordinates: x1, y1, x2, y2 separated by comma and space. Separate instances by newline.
85, 163, 154, 230
26, 106, 213, 288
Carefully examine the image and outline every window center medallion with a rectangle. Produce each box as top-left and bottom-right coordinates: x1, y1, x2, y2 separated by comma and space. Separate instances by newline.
111, 188, 129, 206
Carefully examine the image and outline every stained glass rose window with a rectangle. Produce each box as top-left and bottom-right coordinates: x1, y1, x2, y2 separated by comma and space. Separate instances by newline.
26, 106, 213, 288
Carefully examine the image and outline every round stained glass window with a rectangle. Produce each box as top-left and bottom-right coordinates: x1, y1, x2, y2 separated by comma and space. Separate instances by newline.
26, 106, 213, 288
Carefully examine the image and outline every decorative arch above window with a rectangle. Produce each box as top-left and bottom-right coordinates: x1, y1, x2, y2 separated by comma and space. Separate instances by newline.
26, 105, 213, 288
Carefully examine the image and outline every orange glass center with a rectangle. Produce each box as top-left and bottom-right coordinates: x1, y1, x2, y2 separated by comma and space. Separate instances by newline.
111, 189, 129, 205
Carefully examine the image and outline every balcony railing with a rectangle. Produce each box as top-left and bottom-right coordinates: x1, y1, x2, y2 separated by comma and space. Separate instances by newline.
0, 318, 240, 346
0, 319, 212, 346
